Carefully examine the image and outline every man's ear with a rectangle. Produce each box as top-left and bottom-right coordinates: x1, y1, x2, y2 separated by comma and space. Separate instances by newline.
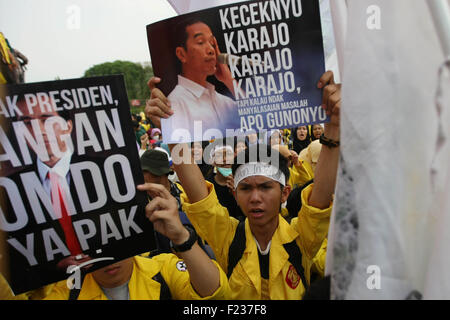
175, 47, 187, 64
281, 184, 291, 203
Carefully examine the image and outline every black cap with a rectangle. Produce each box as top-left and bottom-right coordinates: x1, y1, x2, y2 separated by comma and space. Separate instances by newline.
140, 149, 171, 176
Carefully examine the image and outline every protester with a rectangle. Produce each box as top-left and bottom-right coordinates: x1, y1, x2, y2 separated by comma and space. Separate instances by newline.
148, 128, 162, 148
0, 31, 19, 84
292, 126, 312, 155
147, 128, 160, 141
234, 136, 248, 156
139, 133, 150, 155
192, 141, 214, 179
139, 112, 151, 132
9, 47, 28, 84
246, 130, 260, 146
299, 140, 322, 174
132, 114, 147, 145
266, 129, 284, 147
206, 139, 245, 221
146, 70, 341, 299
273, 144, 313, 191
282, 129, 292, 148
311, 124, 324, 141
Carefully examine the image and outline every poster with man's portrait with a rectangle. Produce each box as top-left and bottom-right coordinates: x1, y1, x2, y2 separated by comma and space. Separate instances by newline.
0, 75, 155, 295
147, 0, 326, 144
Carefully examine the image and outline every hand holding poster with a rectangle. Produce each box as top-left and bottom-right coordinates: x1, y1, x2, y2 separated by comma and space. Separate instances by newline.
147, 0, 326, 144
0, 75, 154, 295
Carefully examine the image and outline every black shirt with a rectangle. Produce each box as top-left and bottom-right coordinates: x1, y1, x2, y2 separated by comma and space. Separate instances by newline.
258, 251, 270, 279
206, 172, 245, 220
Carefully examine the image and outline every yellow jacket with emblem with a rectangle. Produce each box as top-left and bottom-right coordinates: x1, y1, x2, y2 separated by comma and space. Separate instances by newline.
182, 182, 331, 300
43, 254, 230, 300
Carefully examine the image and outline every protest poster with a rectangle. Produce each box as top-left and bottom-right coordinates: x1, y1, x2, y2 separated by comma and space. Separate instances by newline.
0, 75, 155, 295
147, 0, 326, 144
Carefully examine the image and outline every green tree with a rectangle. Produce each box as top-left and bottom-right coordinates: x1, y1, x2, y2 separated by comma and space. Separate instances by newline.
84, 60, 153, 103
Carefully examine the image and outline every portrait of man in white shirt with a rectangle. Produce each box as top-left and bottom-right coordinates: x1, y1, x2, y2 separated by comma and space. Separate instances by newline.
161, 18, 240, 143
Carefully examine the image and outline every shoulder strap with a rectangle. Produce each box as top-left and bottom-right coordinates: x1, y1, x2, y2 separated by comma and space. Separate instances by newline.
283, 240, 309, 290
152, 272, 172, 300
227, 220, 246, 278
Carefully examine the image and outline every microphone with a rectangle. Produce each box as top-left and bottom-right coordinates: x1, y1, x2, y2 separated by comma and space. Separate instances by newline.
218, 53, 265, 67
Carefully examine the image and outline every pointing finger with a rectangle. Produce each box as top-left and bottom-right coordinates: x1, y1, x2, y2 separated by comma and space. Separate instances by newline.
137, 183, 172, 200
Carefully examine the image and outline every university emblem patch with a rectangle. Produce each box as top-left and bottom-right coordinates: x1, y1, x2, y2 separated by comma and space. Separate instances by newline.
176, 261, 187, 272
286, 265, 300, 289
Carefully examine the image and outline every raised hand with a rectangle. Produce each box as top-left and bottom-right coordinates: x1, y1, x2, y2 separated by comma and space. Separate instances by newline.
137, 183, 189, 245
318, 71, 341, 137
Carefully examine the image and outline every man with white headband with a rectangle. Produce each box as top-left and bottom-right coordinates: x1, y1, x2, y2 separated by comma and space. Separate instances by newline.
146, 70, 341, 300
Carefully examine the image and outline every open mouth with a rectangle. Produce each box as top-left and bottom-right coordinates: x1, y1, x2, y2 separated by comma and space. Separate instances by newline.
248, 209, 264, 218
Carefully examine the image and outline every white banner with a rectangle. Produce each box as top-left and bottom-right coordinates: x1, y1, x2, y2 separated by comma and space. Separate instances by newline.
328, 0, 450, 299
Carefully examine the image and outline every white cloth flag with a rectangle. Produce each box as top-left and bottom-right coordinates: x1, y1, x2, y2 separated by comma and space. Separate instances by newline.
423, 58, 450, 299
328, 0, 450, 299
166, 0, 340, 81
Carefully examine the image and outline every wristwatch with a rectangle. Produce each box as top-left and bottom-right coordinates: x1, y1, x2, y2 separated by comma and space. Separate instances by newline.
170, 224, 198, 253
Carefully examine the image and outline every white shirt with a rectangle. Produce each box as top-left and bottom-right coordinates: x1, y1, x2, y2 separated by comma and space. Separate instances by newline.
162, 75, 238, 143
102, 282, 130, 300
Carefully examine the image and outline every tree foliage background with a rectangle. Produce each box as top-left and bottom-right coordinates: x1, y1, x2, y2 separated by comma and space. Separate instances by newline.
84, 60, 153, 113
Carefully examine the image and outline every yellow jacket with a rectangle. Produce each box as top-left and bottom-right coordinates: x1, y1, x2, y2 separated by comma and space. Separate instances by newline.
0, 32, 11, 64
182, 182, 331, 300
0, 32, 11, 84
44, 254, 230, 300
299, 140, 322, 173
311, 238, 328, 279
288, 161, 314, 190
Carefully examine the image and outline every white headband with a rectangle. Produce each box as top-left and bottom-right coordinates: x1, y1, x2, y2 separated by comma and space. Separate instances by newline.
234, 162, 286, 189
210, 145, 234, 161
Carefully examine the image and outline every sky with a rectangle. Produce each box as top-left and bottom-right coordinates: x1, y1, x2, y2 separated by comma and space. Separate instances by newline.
0, 0, 177, 83
0, 0, 339, 84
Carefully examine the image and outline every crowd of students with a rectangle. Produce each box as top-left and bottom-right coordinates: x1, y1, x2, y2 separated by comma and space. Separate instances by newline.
142, 70, 341, 300
33, 70, 339, 301
0, 46, 341, 299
